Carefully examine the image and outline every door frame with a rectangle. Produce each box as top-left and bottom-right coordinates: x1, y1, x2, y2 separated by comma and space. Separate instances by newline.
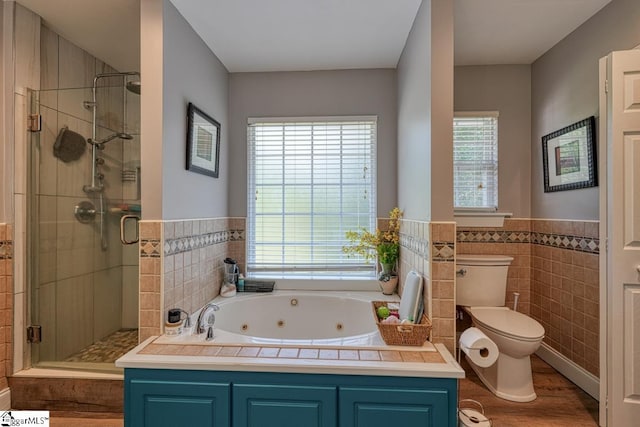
598, 54, 608, 427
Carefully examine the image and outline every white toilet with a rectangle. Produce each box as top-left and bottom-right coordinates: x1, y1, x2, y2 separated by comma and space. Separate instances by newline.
457, 254, 545, 402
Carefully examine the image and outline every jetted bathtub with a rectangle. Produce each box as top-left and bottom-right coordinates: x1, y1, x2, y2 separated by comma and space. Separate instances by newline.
159, 290, 400, 347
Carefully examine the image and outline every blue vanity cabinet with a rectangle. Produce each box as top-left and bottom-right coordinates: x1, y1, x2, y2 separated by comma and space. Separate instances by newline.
125, 371, 230, 427
339, 387, 450, 427
124, 369, 457, 427
233, 384, 337, 427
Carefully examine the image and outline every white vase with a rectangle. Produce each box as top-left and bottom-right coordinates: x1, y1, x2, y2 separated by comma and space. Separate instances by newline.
379, 276, 398, 295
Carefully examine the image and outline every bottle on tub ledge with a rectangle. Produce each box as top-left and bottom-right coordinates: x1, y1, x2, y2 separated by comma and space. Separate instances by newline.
221, 257, 238, 297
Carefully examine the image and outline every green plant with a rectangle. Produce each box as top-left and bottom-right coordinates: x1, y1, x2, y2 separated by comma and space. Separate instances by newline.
343, 207, 402, 275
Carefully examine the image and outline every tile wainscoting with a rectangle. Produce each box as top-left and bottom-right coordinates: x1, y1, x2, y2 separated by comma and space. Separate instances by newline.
530, 220, 599, 376
456, 218, 599, 377
0, 224, 13, 388
138, 218, 245, 342
398, 220, 456, 353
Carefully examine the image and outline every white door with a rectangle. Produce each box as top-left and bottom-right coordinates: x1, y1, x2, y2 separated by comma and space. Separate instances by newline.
601, 49, 640, 426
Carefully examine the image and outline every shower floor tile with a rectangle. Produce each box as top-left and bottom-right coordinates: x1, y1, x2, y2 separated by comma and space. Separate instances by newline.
65, 329, 138, 363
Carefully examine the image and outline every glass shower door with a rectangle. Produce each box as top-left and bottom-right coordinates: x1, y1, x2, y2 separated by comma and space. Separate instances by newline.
27, 82, 140, 373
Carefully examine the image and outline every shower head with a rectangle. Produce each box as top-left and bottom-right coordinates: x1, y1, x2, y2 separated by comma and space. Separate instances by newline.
126, 80, 141, 95
89, 132, 134, 146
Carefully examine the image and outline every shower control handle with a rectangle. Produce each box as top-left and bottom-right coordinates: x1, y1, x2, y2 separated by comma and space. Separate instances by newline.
120, 215, 140, 245
74, 201, 97, 224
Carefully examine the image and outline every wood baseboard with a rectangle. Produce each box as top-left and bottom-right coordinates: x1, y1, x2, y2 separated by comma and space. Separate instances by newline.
536, 342, 599, 400
8, 377, 123, 412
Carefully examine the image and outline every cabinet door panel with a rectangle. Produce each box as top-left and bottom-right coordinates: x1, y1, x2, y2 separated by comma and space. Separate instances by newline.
339, 387, 450, 427
233, 384, 336, 427
128, 380, 230, 427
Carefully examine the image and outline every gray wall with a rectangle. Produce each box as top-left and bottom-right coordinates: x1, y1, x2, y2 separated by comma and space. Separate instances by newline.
228, 69, 397, 217
141, 0, 229, 220
531, 0, 640, 220
162, 0, 228, 219
397, 0, 454, 221
455, 65, 532, 217
397, 0, 431, 221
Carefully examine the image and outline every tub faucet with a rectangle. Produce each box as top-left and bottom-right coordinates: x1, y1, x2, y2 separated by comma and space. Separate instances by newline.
195, 303, 220, 334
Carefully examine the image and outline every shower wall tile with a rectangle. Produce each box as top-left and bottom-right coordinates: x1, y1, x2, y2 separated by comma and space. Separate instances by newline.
125, 92, 141, 135
95, 61, 124, 132
38, 195, 57, 285
14, 4, 40, 92
93, 214, 124, 271
38, 106, 58, 196
97, 129, 124, 201
122, 265, 139, 329
93, 267, 123, 341
56, 274, 94, 360
58, 35, 96, 89
40, 25, 59, 109
37, 282, 56, 362
122, 220, 140, 266
13, 196, 26, 295
14, 94, 27, 196
57, 87, 93, 129
55, 113, 92, 198
122, 136, 141, 202
55, 196, 95, 280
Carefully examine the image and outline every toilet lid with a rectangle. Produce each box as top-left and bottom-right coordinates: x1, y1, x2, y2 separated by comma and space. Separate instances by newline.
469, 307, 545, 340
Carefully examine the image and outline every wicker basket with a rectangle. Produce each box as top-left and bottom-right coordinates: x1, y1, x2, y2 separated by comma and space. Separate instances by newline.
372, 301, 432, 346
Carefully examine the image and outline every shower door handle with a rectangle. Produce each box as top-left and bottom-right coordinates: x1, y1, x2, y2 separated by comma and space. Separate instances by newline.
120, 215, 140, 245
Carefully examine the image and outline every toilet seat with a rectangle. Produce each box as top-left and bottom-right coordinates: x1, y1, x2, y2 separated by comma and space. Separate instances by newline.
468, 307, 544, 342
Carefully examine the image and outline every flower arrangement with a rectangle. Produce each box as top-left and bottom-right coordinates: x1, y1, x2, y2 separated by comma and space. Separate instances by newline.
343, 207, 403, 280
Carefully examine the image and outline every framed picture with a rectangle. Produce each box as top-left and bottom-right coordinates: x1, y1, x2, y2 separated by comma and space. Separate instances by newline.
186, 102, 220, 178
542, 116, 597, 193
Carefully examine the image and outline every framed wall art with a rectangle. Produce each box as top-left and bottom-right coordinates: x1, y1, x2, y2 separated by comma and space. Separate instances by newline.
186, 102, 220, 178
542, 116, 597, 193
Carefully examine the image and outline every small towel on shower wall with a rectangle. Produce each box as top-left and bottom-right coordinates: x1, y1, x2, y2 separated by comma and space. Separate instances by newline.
53, 126, 86, 162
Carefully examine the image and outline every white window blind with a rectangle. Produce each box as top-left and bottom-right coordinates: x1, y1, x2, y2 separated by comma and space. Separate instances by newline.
247, 117, 377, 277
453, 112, 499, 210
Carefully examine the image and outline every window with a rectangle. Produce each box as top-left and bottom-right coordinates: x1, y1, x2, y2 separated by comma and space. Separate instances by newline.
453, 112, 499, 210
247, 117, 377, 278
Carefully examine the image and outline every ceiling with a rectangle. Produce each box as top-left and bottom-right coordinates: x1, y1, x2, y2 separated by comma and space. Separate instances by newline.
454, 0, 612, 66
16, 0, 612, 73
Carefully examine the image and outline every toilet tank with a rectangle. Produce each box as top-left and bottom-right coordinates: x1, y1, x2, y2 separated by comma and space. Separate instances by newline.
456, 255, 513, 307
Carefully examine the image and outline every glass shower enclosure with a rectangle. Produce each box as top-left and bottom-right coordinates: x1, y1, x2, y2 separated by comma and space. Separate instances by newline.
27, 73, 141, 373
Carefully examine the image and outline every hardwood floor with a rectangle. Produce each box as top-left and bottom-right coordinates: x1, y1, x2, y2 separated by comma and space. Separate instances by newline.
459, 355, 599, 426
49, 412, 123, 427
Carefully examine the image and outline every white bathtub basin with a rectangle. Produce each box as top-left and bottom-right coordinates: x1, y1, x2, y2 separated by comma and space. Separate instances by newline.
158, 291, 403, 348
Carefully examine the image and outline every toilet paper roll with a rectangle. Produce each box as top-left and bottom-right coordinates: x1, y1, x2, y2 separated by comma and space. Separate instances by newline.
459, 327, 499, 368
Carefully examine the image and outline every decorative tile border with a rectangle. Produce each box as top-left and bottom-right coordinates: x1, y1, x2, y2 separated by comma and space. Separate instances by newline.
399, 233, 429, 258
164, 229, 245, 256
431, 242, 455, 262
457, 229, 599, 254
0, 241, 12, 260
531, 232, 599, 254
457, 230, 531, 244
140, 239, 161, 258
